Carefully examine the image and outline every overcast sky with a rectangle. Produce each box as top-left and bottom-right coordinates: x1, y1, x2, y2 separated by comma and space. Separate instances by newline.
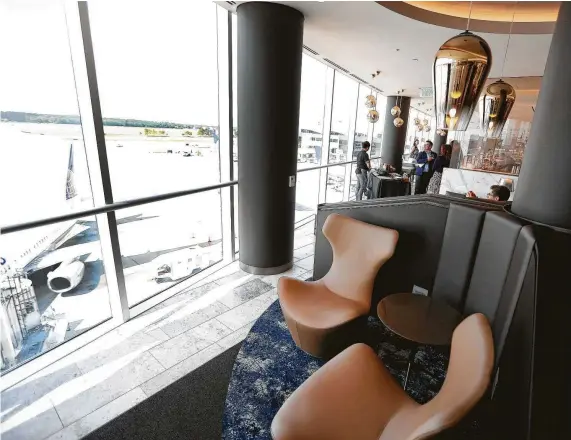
1, 0, 374, 131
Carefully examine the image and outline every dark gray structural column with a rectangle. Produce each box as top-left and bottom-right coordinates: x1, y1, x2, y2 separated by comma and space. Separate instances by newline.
381, 96, 411, 173
237, 2, 304, 274
511, 3, 571, 229
432, 131, 447, 153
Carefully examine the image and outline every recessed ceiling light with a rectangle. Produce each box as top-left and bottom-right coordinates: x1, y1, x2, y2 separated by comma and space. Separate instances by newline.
396, 49, 400, 51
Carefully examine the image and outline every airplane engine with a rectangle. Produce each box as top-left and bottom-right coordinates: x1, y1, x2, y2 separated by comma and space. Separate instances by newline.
47, 259, 85, 293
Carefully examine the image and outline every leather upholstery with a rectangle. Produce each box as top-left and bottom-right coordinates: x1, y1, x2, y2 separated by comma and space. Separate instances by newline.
279, 214, 398, 357
432, 203, 485, 310
491, 226, 536, 363
314, 196, 502, 309
271, 313, 494, 440
464, 212, 524, 322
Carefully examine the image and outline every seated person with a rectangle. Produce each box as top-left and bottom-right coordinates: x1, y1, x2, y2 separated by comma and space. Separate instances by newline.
466, 184, 510, 202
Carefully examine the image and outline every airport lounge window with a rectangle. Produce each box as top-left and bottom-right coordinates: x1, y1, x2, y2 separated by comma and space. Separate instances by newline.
326, 73, 358, 203
295, 54, 330, 225
350, 85, 375, 198
88, 2, 225, 306
0, 1, 112, 373
88, 2, 221, 201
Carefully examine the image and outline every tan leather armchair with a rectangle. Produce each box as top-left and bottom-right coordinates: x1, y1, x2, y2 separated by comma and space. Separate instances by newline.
271, 313, 494, 440
278, 213, 399, 358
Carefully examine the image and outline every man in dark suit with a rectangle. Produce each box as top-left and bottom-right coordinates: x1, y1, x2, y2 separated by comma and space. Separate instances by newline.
414, 140, 437, 194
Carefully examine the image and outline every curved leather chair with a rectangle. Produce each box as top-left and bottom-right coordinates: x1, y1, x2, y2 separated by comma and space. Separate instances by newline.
271, 313, 494, 440
278, 213, 398, 358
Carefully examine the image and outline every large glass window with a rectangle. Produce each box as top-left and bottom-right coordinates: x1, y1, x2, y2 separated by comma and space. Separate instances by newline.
298, 55, 329, 169
118, 191, 223, 307
89, 2, 221, 201
326, 73, 358, 202
329, 73, 358, 164
0, 1, 111, 373
350, 85, 375, 199
295, 54, 330, 223
371, 94, 387, 168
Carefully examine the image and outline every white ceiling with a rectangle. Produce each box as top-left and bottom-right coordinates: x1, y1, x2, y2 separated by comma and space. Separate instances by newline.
225, 1, 553, 100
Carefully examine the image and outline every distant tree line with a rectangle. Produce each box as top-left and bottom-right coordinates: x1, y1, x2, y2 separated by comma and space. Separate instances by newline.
1, 111, 216, 131
144, 128, 167, 136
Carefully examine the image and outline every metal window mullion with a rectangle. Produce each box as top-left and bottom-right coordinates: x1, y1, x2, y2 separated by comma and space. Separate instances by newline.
216, 7, 235, 263
66, 1, 129, 322
318, 68, 335, 205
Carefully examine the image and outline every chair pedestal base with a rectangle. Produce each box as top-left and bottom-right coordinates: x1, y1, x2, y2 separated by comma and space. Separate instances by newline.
283, 313, 368, 359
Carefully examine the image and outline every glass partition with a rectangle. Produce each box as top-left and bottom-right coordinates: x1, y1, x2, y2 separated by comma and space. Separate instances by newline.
325, 165, 349, 203
295, 169, 321, 225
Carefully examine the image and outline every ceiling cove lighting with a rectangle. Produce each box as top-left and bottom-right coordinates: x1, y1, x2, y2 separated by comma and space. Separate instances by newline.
433, 1, 492, 132
479, 3, 518, 139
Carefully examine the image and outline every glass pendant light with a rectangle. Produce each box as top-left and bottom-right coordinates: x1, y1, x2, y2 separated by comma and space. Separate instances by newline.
365, 94, 377, 109
367, 109, 380, 123
479, 4, 517, 139
433, 1, 492, 132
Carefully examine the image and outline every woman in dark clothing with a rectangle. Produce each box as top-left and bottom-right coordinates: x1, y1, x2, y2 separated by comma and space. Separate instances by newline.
427, 144, 452, 194
409, 138, 420, 160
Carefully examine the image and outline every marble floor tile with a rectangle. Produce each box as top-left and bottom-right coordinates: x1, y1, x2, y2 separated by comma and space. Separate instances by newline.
1, 362, 82, 421
217, 278, 273, 308
141, 343, 226, 397
216, 323, 254, 350
261, 265, 308, 288
150, 319, 232, 369
76, 327, 169, 374
293, 243, 315, 261
295, 255, 314, 272
155, 300, 229, 339
45, 388, 147, 440
0, 397, 62, 440
50, 351, 164, 426
293, 233, 316, 250
161, 281, 220, 308
212, 268, 256, 287
216, 289, 277, 331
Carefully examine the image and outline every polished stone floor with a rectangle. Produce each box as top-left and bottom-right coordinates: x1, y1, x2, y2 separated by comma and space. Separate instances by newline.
0, 222, 316, 440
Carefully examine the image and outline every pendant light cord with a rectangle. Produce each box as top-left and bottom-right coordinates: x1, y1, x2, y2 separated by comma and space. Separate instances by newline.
501, 2, 518, 79
466, 1, 473, 31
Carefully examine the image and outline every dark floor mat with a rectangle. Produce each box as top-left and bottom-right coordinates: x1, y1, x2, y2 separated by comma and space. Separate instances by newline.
84, 343, 242, 440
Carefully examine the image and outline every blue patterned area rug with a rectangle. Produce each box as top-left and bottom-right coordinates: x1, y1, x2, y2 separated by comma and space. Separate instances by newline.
222, 299, 484, 439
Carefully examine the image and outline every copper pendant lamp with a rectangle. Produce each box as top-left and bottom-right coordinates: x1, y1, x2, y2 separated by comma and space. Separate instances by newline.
433, 1, 492, 132
479, 3, 518, 139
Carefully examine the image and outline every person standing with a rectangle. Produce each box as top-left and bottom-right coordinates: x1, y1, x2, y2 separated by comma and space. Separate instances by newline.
355, 141, 371, 200
409, 138, 420, 160
427, 144, 452, 194
414, 140, 437, 194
